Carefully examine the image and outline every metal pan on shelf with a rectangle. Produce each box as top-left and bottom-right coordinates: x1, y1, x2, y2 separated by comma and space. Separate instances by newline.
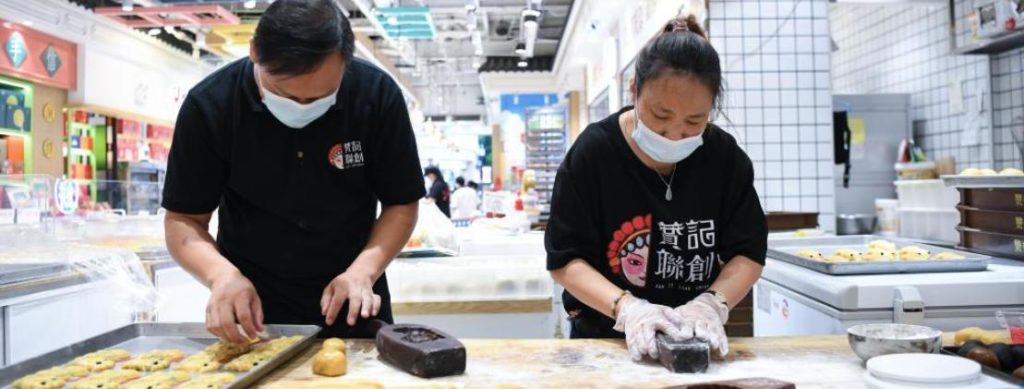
767, 235, 989, 275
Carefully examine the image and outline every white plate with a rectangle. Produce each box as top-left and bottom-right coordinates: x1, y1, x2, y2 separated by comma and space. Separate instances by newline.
863, 371, 1017, 389
866, 353, 980, 385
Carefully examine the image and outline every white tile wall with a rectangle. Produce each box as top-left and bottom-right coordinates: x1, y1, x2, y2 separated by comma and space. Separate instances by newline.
710, 0, 837, 232
991, 48, 1024, 169
831, 2, 1001, 170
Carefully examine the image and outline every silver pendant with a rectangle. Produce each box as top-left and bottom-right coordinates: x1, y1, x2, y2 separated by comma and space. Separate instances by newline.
665, 187, 673, 201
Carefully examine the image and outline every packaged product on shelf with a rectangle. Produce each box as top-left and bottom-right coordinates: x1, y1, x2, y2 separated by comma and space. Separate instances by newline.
406, 200, 457, 252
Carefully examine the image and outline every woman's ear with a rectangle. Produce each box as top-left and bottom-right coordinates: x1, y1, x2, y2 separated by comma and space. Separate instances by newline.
630, 78, 638, 103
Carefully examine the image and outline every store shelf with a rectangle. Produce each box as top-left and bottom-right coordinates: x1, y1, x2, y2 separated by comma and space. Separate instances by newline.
0, 128, 29, 137
954, 30, 1024, 55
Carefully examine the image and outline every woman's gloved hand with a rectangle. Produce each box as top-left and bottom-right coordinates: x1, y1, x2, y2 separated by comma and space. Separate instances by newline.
673, 293, 730, 355
613, 296, 685, 361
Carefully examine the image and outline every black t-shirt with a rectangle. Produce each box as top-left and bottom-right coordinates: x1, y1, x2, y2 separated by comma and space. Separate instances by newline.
427, 180, 451, 217
545, 107, 767, 337
162, 57, 425, 337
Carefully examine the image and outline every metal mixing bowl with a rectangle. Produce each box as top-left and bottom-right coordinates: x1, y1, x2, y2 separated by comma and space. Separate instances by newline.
847, 323, 943, 362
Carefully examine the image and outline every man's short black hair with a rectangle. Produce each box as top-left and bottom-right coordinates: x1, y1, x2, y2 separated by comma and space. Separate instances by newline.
424, 166, 443, 181
253, 0, 355, 76
455, 177, 466, 187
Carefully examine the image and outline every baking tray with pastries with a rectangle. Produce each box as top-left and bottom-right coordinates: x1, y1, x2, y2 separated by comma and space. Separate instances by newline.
767, 236, 989, 275
0, 323, 319, 389
942, 326, 1024, 385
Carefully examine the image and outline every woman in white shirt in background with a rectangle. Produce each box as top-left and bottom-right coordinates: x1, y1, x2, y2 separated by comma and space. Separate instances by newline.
451, 177, 481, 220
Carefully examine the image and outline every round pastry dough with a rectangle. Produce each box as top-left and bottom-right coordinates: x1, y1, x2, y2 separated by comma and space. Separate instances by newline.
312, 350, 347, 377
833, 248, 862, 261
322, 338, 346, 352
999, 168, 1024, 176
980, 168, 998, 176
961, 168, 983, 176
933, 252, 965, 260
868, 240, 897, 251
796, 249, 822, 260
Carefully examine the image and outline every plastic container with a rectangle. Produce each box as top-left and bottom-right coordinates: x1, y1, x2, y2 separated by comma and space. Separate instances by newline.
895, 179, 960, 209
959, 188, 1024, 212
996, 311, 1024, 345
958, 227, 1024, 260
958, 206, 1024, 236
876, 199, 900, 237
895, 162, 938, 180
898, 208, 960, 243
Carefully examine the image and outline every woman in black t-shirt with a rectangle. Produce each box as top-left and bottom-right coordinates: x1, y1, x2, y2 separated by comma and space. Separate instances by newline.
546, 16, 767, 362
424, 166, 451, 218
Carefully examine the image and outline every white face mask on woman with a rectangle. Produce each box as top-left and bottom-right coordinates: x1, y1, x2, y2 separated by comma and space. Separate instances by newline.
255, 65, 338, 129
631, 103, 704, 164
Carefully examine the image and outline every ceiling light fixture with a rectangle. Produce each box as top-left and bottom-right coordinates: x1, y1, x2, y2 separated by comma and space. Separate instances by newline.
514, 42, 526, 56
147, 28, 161, 36
243, 0, 257, 9
121, 0, 133, 12
517, 59, 528, 68
22, 20, 33, 27
464, 0, 479, 12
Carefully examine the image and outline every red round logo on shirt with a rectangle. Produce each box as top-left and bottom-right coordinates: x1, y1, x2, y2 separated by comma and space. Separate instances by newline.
328, 144, 345, 170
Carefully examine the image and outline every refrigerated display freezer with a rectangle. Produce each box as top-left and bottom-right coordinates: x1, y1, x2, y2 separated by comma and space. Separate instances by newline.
753, 257, 1024, 336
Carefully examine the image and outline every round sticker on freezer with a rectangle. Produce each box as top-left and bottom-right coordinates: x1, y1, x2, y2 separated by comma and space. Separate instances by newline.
54, 179, 79, 215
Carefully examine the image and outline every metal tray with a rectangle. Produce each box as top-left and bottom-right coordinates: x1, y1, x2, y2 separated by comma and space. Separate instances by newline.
0, 263, 68, 286
0, 323, 320, 389
942, 175, 1024, 188
767, 235, 990, 275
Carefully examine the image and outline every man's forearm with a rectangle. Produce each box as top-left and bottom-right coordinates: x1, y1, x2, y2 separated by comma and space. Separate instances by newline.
165, 211, 239, 287
346, 201, 419, 281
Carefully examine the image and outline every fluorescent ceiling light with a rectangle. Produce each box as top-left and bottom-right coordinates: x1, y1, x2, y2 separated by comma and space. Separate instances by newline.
147, 28, 161, 36
514, 42, 526, 55
121, 0, 133, 12
517, 59, 528, 68
243, 0, 257, 9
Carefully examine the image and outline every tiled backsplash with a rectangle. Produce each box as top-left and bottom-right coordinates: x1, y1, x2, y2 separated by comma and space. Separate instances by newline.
831, 2, 1022, 170
709, 0, 837, 232
991, 49, 1024, 170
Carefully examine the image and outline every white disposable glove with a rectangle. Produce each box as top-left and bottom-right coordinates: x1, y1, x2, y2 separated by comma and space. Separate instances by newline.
673, 293, 730, 355
613, 296, 685, 361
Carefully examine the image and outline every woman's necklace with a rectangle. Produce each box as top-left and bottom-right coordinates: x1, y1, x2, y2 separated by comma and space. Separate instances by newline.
627, 109, 677, 201
655, 164, 676, 201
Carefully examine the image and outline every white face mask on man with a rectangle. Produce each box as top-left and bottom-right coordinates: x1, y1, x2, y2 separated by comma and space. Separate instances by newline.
255, 65, 338, 129
631, 103, 704, 164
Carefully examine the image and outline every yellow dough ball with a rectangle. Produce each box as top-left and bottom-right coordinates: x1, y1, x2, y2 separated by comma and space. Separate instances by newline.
868, 240, 897, 251
322, 338, 347, 352
980, 169, 998, 176
998, 168, 1024, 176
933, 252, 965, 260
821, 255, 849, 263
313, 350, 347, 377
961, 168, 983, 176
954, 327, 985, 346
796, 249, 823, 260
863, 248, 896, 262
833, 248, 863, 261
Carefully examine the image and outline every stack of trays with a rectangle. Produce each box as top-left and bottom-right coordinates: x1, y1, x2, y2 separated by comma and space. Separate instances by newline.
943, 175, 1024, 260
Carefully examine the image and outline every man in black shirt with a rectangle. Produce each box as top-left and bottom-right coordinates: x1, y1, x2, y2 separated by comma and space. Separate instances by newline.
162, 0, 423, 342
423, 166, 451, 218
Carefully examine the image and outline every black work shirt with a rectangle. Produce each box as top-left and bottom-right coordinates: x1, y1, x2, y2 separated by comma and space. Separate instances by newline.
162, 58, 425, 337
545, 107, 767, 338
427, 180, 451, 218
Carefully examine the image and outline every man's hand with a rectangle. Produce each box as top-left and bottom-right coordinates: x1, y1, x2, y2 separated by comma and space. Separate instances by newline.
321, 269, 382, 326
206, 269, 264, 344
